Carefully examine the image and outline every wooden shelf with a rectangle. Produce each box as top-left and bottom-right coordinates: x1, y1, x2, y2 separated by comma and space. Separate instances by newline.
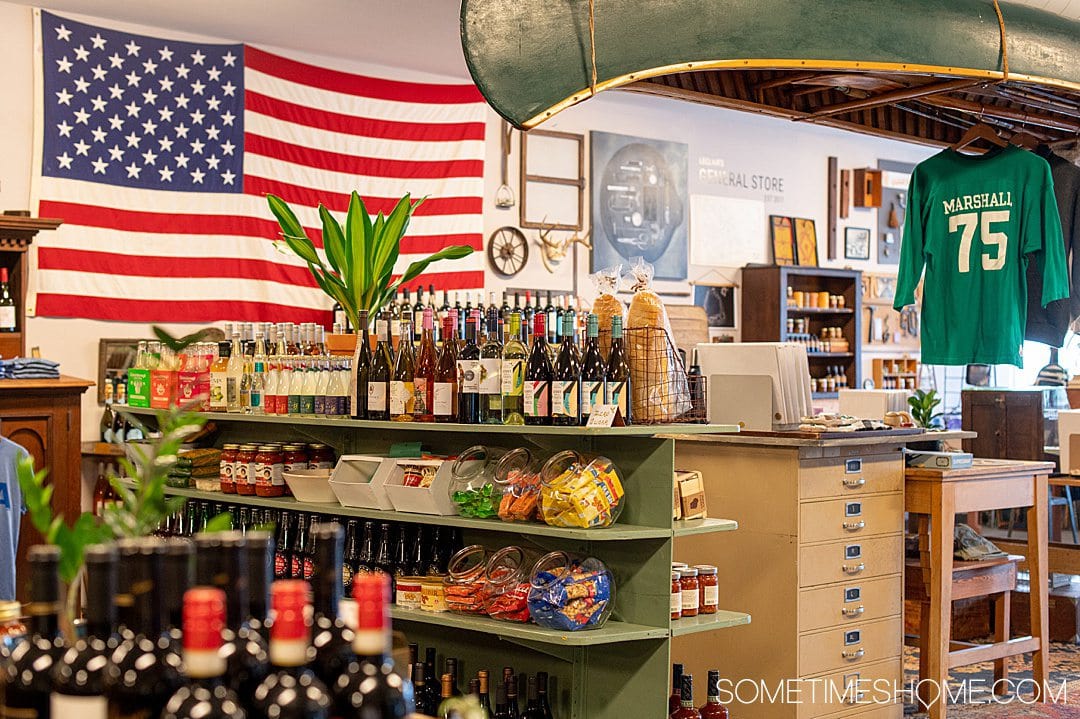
806, 352, 853, 359
784, 307, 854, 315
81, 441, 125, 457
673, 517, 739, 536
670, 610, 752, 636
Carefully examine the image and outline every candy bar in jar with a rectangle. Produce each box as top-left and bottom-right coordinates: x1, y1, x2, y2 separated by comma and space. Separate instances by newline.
527, 551, 614, 631
444, 545, 489, 615
482, 546, 536, 623
448, 445, 508, 519
538, 450, 625, 529
494, 447, 544, 523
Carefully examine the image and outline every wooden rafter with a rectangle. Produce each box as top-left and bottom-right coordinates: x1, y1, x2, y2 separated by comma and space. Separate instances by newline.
918, 94, 1080, 133
801, 79, 983, 120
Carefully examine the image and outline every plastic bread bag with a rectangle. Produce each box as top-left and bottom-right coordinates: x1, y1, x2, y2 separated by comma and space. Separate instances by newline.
624, 257, 691, 422
591, 264, 626, 357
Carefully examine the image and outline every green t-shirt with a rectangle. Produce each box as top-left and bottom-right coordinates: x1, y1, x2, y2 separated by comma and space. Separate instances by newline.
894, 145, 1068, 367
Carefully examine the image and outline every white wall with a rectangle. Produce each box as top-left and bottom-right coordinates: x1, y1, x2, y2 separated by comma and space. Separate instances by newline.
0, 1, 937, 444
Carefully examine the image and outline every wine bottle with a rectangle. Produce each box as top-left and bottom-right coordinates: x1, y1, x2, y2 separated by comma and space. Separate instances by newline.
302, 515, 318, 581
332, 573, 414, 718
479, 308, 503, 424
393, 525, 410, 583
408, 526, 426, 577
456, 312, 482, 423
358, 520, 377, 574
0, 267, 16, 332
246, 530, 274, 643
500, 312, 527, 425
422, 647, 442, 713
354, 310, 371, 419
493, 684, 509, 719
505, 674, 521, 718
50, 545, 115, 717
367, 312, 393, 421
477, 670, 494, 717
523, 314, 553, 426
521, 675, 542, 719
160, 588, 247, 719
226, 332, 244, 413
412, 663, 436, 716
698, 670, 730, 718
105, 540, 184, 719
551, 312, 582, 426
580, 314, 607, 422
433, 313, 459, 423
193, 532, 268, 698
415, 308, 438, 422
671, 674, 703, 719
670, 663, 684, 716
310, 523, 355, 688
250, 581, 334, 719
606, 315, 633, 425
390, 319, 416, 422
437, 674, 456, 718
445, 658, 463, 697
536, 672, 554, 719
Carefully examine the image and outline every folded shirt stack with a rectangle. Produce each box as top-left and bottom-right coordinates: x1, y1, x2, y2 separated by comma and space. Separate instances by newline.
0, 357, 61, 380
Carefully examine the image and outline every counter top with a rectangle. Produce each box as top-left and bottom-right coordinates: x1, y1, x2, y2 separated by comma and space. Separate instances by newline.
666, 428, 973, 448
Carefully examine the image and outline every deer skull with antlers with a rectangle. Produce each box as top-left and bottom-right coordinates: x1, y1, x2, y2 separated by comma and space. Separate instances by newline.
536, 221, 592, 273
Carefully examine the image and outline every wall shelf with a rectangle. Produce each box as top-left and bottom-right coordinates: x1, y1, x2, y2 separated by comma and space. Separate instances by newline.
673, 518, 738, 536
670, 610, 752, 637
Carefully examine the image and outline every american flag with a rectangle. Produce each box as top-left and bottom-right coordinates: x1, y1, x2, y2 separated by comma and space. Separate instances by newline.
31, 10, 486, 323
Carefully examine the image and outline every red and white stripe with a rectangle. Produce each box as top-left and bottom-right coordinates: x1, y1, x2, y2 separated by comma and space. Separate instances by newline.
31, 31, 486, 323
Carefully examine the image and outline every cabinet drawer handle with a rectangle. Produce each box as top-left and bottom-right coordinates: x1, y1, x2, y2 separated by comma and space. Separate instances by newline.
842, 648, 865, 660
842, 563, 865, 575
842, 605, 865, 618
843, 521, 865, 532
843, 477, 866, 489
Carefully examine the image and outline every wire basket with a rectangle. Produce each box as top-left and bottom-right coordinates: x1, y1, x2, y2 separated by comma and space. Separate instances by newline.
624, 326, 707, 424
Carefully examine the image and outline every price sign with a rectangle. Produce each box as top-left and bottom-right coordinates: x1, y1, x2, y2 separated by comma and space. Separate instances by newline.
586, 404, 625, 427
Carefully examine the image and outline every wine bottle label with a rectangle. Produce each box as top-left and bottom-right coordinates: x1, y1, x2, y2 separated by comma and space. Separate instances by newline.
704, 585, 719, 607
582, 380, 605, 414
433, 382, 454, 416
608, 380, 629, 416
681, 587, 699, 611
390, 381, 415, 415
501, 359, 524, 396
551, 380, 579, 417
51, 693, 107, 717
457, 360, 480, 393
367, 382, 387, 412
524, 380, 550, 417
479, 359, 501, 395
414, 377, 430, 414
0, 305, 15, 330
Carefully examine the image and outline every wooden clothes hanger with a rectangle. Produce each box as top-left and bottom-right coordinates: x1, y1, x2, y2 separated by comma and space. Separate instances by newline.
951, 122, 1008, 153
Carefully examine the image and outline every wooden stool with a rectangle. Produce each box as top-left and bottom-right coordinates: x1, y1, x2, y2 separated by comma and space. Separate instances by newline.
905, 555, 1022, 694
905, 459, 1052, 719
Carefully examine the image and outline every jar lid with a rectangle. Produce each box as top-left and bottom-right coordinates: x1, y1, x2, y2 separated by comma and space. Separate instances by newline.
221, 443, 240, 450
238, 443, 260, 450
672, 562, 689, 570
308, 443, 328, 450
282, 444, 306, 451
680, 567, 699, 577
0, 601, 22, 622
257, 445, 281, 452
694, 565, 718, 575
671, 571, 681, 581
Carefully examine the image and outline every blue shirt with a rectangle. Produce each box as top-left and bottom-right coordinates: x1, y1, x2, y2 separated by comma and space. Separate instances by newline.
0, 437, 28, 600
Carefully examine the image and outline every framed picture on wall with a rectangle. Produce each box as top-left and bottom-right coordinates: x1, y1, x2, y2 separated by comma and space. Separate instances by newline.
693, 283, 738, 330
793, 218, 818, 266
770, 216, 795, 265
97, 338, 140, 404
844, 227, 871, 260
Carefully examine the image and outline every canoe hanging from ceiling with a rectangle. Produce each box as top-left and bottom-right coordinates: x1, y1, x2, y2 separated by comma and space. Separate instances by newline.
460, 0, 1080, 146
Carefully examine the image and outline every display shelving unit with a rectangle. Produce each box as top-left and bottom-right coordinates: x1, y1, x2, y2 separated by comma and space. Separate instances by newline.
123, 407, 749, 719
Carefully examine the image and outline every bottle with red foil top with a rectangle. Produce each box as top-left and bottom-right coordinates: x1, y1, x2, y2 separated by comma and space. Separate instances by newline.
251, 580, 333, 719
161, 588, 247, 719
414, 307, 438, 422
333, 573, 414, 717
524, 314, 552, 426
698, 670, 730, 719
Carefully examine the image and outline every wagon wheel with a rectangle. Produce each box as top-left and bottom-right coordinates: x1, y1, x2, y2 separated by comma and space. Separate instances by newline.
487, 226, 529, 277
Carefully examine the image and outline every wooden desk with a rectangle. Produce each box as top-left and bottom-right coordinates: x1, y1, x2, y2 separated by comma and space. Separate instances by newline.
905, 459, 1053, 719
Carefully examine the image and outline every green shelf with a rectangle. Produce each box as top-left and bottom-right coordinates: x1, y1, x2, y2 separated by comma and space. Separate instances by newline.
120, 406, 740, 437
670, 610, 752, 637
389, 606, 669, 646
673, 518, 738, 536
142, 483, 672, 541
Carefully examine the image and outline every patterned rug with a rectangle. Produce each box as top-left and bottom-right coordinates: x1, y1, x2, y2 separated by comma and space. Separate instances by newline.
904, 642, 1080, 717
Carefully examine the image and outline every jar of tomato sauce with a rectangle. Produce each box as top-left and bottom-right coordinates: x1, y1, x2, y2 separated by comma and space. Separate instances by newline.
254, 445, 285, 497
308, 443, 335, 470
219, 443, 239, 494
679, 567, 699, 618
696, 565, 719, 614
282, 444, 309, 473
234, 444, 259, 496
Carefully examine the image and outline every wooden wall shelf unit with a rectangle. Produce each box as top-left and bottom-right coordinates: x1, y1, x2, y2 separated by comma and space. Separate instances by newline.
0, 213, 63, 359
741, 265, 863, 400
872, 357, 919, 390
121, 407, 748, 719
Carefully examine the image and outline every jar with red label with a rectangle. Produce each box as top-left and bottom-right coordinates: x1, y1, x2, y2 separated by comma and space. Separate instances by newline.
671, 570, 682, 620
679, 567, 699, 618
696, 565, 719, 614
282, 444, 309, 474
308, 443, 335, 470
234, 444, 259, 496
219, 443, 239, 494
254, 444, 285, 497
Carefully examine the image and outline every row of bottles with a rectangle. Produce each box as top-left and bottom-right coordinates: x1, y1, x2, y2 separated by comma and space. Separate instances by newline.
809, 365, 849, 394
669, 664, 729, 718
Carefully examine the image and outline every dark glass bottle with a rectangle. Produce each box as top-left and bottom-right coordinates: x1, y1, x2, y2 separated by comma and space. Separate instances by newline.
161, 588, 247, 719
275, 510, 294, 579
194, 532, 269, 699
333, 573, 413, 718
477, 670, 493, 716
536, 672, 554, 719
250, 580, 333, 719
422, 647, 442, 713
544, 291, 556, 341
302, 515, 318, 581
354, 310, 371, 419
50, 545, 115, 717
671, 674, 702, 719
505, 675, 521, 719
551, 312, 582, 426
445, 658, 463, 697
161, 538, 193, 639
433, 313, 459, 423
579, 314, 607, 422
246, 530, 274, 643
415, 307, 438, 422
368, 312, 393, 421
408, 527, 426, 577
456, 313, 481, 423
393, 525, 410, 582
698, 670, 730, 718
391, 319, 416, 422
412, 662, 436, 716
105, 539, 184, 719
521, 675, 542, 719
493, 684, 509, 719
310, 523, 355, 688
358, 520, 377, 574
375, 522, 395, 578
425, 526, 451, 576
342, 519, 360, 596
291, 514, 309, 579
606, 315, 633, 425
523, 314, 553, 426
687, 347, 706, 421
670, 663, 684, 716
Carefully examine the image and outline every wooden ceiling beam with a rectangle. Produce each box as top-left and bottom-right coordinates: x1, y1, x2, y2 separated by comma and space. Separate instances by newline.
919, 94, 1080, 133
753, 72, 820, 92
801, 78, 982, 120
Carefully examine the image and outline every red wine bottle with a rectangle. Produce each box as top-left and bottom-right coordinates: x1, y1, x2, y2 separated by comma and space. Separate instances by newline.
161, 588, 247, 719
250, 580, 333, 719
536, 671, 554, 719
579, 314, 607, 422
523, 314, 553, 426
105, 539, 184, 719
433, 312, 459, 422
332, 573, 414, 718
521, 675, 543, 719
3, 545, 60, 718
606, 315, 633, 425
551, 312, 582, 426
310, 523, 355, 688
457, 311, 482, 423
51, 544, 117, 717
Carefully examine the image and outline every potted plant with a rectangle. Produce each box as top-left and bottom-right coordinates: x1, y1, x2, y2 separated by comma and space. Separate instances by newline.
907, 388, 945, 451
267, 192, 474, 346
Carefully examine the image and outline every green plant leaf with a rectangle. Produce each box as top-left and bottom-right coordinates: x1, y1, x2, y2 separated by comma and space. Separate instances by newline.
203, 512, 233, 533
318, 204, 349, 277
153, 327, 214, 352
346, 192, 370, 297
267, 194, 307, 242
394, 245, 476, 289
308, 263, 349, 308
374, 194, 413, 276
282, 232, 324, 268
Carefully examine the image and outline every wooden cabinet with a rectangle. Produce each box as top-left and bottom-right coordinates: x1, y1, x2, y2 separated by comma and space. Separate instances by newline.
0, 214, 63, 359
961, 389, 1046, 461
0, 376, 92, 600
673, 435, 906, 719
741, 265, 862, 399
871, 357, 918, 391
